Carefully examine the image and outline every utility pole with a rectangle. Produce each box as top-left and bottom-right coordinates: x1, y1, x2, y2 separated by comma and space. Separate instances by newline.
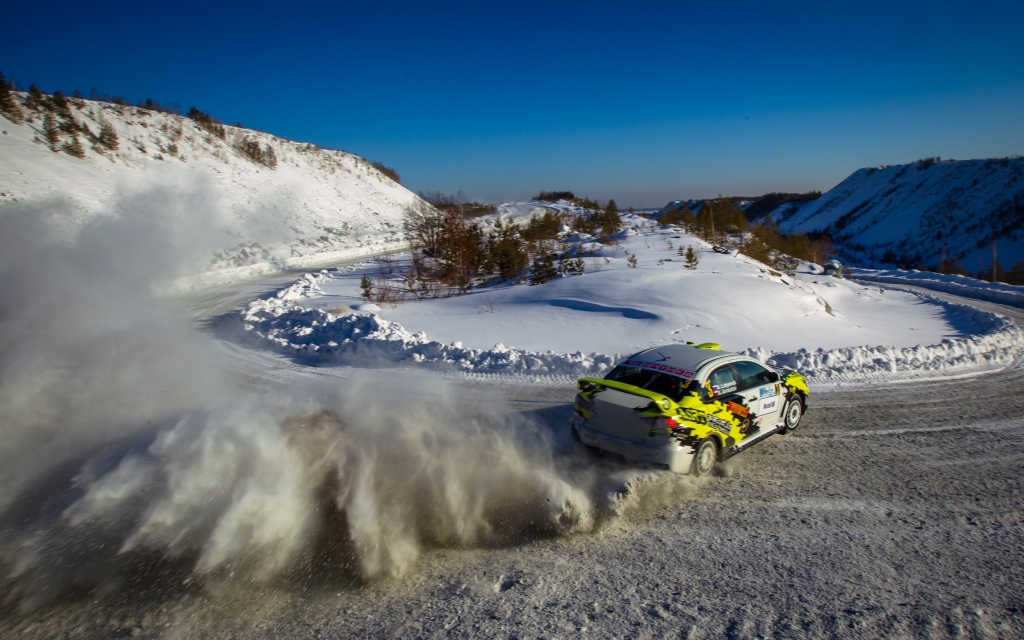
992, 234, 999, 282
708, 199, 716, 245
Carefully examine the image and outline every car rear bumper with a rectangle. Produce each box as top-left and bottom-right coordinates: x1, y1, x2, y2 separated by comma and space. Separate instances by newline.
574, 419, 695, 474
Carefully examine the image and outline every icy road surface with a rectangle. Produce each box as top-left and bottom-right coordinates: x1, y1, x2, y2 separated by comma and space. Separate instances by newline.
2, 282, 1023, 639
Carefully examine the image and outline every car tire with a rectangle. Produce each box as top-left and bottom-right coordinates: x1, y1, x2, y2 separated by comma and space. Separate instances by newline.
782, 395, 803, 432
691, 438, 718, 477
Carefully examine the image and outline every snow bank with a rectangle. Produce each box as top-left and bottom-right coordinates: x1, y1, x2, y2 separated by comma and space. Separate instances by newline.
849, 268, 1024, 309
744, 292, 1022, 382
227, 272, 618, 377
229, 272, 1024, 384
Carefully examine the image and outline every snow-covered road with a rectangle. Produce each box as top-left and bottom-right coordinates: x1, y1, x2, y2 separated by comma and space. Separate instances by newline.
3, 272, 1023, 639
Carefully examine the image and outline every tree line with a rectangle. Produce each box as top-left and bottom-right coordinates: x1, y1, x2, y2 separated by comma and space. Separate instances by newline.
361, 198, 618, 304
658, 198, 835, 275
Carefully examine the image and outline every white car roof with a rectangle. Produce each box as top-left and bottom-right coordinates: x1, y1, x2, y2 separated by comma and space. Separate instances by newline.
618, 344, 734, 379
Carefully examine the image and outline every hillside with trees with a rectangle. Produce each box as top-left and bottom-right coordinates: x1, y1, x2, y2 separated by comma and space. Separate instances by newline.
0, 77, 421, 286
771, 158, 1024, 280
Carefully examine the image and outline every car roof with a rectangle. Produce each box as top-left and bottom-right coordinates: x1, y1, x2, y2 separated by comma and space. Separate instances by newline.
623, 344, 734, 373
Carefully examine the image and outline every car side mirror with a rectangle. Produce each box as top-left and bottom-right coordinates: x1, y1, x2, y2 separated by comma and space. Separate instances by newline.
767, 371, 780, 383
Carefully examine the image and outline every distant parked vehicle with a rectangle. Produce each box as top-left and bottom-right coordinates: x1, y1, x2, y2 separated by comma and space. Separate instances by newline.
824, 260, 843, 278
570, 344, 808, 476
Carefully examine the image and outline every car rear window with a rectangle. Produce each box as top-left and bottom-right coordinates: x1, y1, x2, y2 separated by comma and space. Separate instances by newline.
604, 365, 690, 401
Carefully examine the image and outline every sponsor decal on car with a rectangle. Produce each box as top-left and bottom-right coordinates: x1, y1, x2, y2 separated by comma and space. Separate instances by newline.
707, 414, 732, 435
621, 359, 695, 379
759, 386, 778, 398
713, 381, 737, 395
679, 408, 708, 424
727, 401, 748, 418
759, 397, 777, 413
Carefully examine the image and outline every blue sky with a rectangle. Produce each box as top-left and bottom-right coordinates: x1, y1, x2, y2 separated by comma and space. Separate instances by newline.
3, 1, 1023, 207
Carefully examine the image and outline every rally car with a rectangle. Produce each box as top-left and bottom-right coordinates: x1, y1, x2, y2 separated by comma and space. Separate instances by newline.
570, 343, 808, 476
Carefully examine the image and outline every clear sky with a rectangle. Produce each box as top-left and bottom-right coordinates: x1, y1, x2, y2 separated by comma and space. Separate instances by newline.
2, 1, 1023, 207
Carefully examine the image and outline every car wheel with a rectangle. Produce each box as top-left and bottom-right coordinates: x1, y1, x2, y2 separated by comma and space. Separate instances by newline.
691, 438, 718, 477
782, 396, 803, 432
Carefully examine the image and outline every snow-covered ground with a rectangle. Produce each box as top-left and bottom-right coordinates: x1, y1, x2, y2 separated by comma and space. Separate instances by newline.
226, 213, 1023, 383
0, 93, 422, 290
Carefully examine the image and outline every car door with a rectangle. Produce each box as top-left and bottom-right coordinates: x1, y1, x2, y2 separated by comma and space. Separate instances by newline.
703, 364, 746, 440
730, 359, 784, 430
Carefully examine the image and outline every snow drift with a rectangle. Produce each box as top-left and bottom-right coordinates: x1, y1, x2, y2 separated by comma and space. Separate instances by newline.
228, 267, 1024, 384
849, 267, 1024, 309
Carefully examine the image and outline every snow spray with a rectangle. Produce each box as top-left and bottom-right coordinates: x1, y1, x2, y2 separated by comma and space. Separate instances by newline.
0, 192, 698, 611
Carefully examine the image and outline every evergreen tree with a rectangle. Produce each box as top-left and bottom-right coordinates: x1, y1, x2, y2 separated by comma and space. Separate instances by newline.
0, 72, 24, 123
530, 254, 558, 285
42, 113, 60, 150
61, 133, 86, 158
685, 246, 699, 269
1005, 259, 1024, 286
601, 199, 621, 237
360, 275, 373, 301
26, 84, 44, 111
98, 121, 119, 150
51, 90, 72, 119
558, 255, 585, 276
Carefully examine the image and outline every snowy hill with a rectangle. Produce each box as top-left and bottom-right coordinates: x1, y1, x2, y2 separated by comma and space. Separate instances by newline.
772, 158, 1024, 271
0, 93, 422, 288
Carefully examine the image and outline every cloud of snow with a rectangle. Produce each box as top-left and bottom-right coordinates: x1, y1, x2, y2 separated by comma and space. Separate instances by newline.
0, 192, 658, 610
0, 195, 228, 517
4, 368, 661, 610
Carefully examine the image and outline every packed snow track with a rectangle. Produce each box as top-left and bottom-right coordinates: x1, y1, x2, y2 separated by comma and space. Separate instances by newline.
2, 276, 1023, 639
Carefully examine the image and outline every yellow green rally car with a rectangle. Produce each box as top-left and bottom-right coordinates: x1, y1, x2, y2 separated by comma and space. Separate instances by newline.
570, 343, 808, 476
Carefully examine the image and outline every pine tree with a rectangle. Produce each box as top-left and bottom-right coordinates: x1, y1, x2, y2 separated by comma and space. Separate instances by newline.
26, 84, 44, 111
0, 72, 24, 123
530, 254, 558, 285
61, 133, 86, 158
42, 113, 60, 150
685, 246, 699, 270
601, 199, 621, 237
558, 256, 585, 276
51, 90, 72, 119
98, 121, 119, 150
1005, 259, 1024, 286
360, 275, 373, 301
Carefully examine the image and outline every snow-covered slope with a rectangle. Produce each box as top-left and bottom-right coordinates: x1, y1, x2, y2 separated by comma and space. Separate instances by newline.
772, 158, 1024, 271
0, 94, 422, 288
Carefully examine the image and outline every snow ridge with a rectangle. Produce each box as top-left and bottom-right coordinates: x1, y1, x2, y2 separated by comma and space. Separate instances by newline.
772, 158, 1024, 270
229, 272, 619, 376
745, 292, 1022, 382
849, 268, 1024, 309
229, 272, 1024, 384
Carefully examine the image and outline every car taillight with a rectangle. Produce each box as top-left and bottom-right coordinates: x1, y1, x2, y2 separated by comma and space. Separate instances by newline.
575, 394, 593, 412
666, 417, 678, 428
